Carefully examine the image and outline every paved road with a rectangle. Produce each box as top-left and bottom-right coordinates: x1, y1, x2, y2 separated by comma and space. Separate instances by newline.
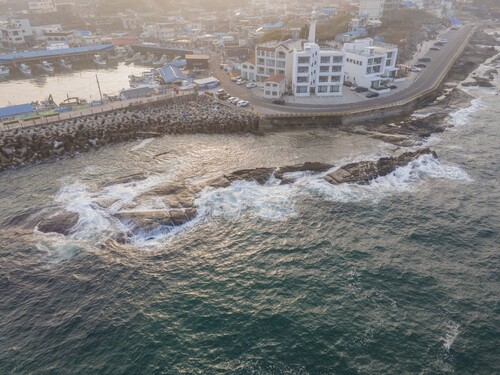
210, 24, 476, 115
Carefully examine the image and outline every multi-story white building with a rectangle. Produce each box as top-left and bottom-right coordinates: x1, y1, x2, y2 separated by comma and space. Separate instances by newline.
342, 38, 399, 90
264, 75, 286, 99
240, 59, 256, 81
0, 19, 33, 46
255, 39, 301, 82
29, 0, 57, 14
291, 43, 345, 97
290, 10, 345, 97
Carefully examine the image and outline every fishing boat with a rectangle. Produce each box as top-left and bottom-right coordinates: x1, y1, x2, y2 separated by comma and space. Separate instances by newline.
18, 63, 31, 75
93, 54, 107, 66
59, 59, 72, 69
129, 70, 157, 87
0, 65, 9, 77
40, 60, 55, 74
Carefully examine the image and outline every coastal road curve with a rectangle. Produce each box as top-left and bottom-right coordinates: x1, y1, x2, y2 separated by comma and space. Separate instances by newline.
210, 24, 476, 115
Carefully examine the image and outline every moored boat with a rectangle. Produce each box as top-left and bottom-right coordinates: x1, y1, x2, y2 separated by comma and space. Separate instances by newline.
0, 65, 9, 77
40, 60, 55, 74
59, 59, 72, 69
18, 63, 31, 75
93, 54, 107, 66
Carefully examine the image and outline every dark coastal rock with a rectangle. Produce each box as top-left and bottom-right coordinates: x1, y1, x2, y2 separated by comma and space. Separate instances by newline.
275, 162, 334, 184
225, 167, 275, 185
324, 148, 437, 185
37, 211, 79, 235
115, 210, 174, 232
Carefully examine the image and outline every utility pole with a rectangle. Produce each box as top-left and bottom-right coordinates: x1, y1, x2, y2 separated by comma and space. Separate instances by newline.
95, 74, 103, 101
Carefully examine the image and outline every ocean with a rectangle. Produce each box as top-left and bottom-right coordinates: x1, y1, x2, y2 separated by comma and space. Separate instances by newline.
0, 61, 498, 373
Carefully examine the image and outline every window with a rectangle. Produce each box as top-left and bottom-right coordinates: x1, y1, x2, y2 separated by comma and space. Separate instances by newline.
277, 51, 286, 58
272, 83, 277, 87
374, 57, 383, 64
368, 58, 373, 65
266, 59, 275, 66
257, 58, 264, 65
276, 61, 285, 68
366, 67, 372, 74
297, 76, 308, 83
277, 69, 284, 75
332, 56, 343, 64
331, 66, 341, 72
387, 52, 393, 58
296, 86, 308, 93
318, 85, 328, 93
373, 66, 381, 73
320, 56, 330, 64
272, 92, 277, 96
319, 76, 329, 83
319, 66, 329, 73
329, 85, 340, 92
386, 59, 392, 66
330, 76, 340, 82
298, 56, 310, 64
297, 66, 308, 73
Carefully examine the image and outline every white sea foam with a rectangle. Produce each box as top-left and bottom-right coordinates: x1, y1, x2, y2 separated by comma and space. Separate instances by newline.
130, 138, 154, 151
49, 153, 471, 247
195, 179, 296, 222
448, 98, 485, 127
443, 320, 460, 351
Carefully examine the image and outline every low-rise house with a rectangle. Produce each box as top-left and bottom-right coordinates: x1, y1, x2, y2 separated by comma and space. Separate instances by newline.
264, 74, 286, 99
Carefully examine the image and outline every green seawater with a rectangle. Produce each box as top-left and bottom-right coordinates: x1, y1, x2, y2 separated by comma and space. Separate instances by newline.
0, 91, 498, 374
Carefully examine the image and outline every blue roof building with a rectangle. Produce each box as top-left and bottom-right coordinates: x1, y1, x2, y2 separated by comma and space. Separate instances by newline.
157, 64, 190, 84
0, 103, 34, 120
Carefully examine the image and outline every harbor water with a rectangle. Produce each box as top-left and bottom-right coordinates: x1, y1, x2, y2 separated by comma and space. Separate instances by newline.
0, 62, 150, 107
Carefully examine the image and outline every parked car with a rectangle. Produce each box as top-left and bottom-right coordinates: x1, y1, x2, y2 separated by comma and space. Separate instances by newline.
350, 85, 358, 91
418, 57, 431, 62
430, 47, 440, 51
227, 96, 237, 103
414, 63, 427, 68
246, 82, 257, 88
229, 97, 241, 104
411, 67, 422, 72
236, 79, 246, 85
216, 88, 225, 94
366, 91, 380, 98
355, 86, 368, 93
271, 99, 285, 105
230, 77, 238, 82
237, 100, 249, 107
343, 80, 354, 87
388, 84, 398, 90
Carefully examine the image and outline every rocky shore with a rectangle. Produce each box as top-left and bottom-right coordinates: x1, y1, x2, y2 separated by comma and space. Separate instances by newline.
26, 149, 437, 241
0, 95, 259, 172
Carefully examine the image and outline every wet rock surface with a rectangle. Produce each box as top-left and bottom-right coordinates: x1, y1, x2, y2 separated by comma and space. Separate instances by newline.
31, 149, 438, 240
0, 95, 259, 173
324, 148, 436, 185
37, 211, 79, 235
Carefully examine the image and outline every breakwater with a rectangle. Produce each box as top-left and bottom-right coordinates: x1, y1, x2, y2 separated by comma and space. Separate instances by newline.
0, 95, 258, 172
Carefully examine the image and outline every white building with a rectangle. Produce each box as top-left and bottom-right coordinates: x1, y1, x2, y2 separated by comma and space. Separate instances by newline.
240, 59, 256, 81
264, 75, 286, 98
291, 10, 345, 97
343, 38, 399, 90
255, 39, 302, 82
0, 19, 33, 46
29, 0, 57, 14
359, 0, 400, 20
